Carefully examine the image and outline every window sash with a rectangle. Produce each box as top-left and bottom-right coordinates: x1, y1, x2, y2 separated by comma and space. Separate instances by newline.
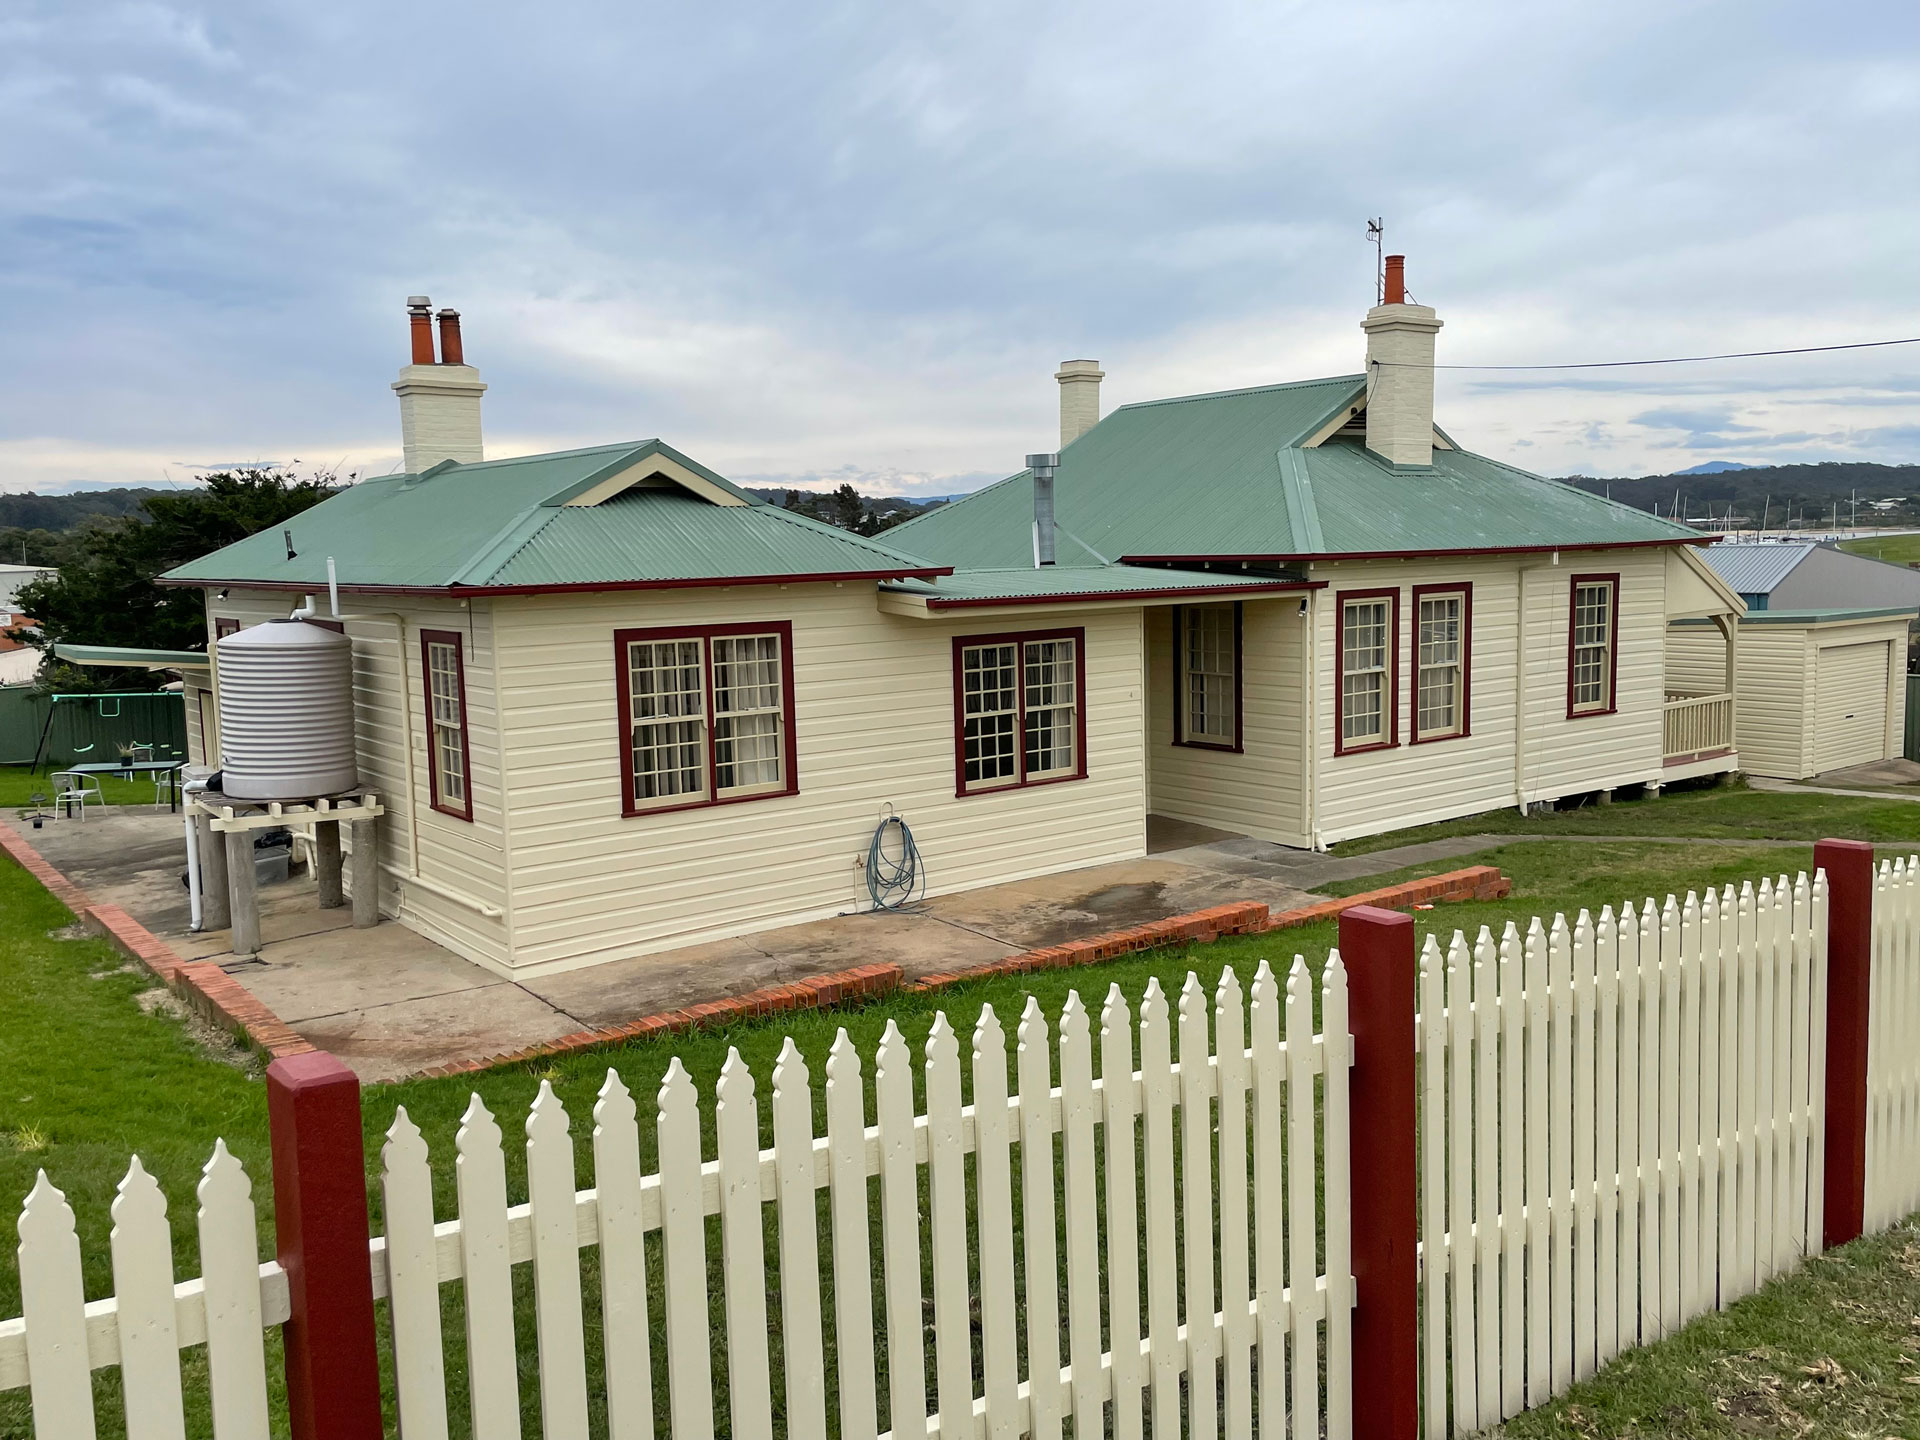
427, 641, 466, 806
628, 637, 709, 805
961, 643, 1020, 788
1023, 638, 1077, 778
1340, 599, 1391, 745
1571, 583, 1614, 711
1181, 606, 1236, 745
1415, 593, 1463, 739
712, 634, 786, 796
957, 633, 1081, 793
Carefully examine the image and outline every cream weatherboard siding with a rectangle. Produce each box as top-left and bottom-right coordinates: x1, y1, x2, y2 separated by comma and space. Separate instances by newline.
1662, 623, 1733, 698
1144, 598, 1308, 846
1721, 624, 1809, 779
1310, 548, 1670, 846
203, 590, 513, 969
491, 585, 1146, 974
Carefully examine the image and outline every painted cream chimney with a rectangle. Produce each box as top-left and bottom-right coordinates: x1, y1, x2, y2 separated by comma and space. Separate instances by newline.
1055, 359, 1104, 446
1361, 255, 1442, 468
392, 296, 487, 473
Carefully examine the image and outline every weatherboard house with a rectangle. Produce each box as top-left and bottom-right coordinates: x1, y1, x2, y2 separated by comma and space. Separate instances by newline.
163, 269, 1745, 978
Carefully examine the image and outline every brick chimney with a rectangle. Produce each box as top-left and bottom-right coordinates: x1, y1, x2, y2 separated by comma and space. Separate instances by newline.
1361, 256, 1442, 468
1055, 360, 1104, 447
392, 296, 486, 474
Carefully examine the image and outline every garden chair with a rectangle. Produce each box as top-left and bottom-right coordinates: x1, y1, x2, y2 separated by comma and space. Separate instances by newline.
51, 770, 104, 819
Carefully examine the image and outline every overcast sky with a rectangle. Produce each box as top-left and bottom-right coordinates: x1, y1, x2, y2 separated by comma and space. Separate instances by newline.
2, 0, 1916, 495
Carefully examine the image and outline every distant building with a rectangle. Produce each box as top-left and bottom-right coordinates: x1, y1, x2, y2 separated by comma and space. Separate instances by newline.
1700, 541, 1920, 614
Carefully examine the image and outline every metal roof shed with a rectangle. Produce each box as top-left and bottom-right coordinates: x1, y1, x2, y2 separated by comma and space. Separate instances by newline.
1672, 606, 1913, 778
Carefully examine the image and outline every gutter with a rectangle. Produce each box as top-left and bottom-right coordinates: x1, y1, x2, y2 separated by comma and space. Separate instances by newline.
1120, 536, 1705, 566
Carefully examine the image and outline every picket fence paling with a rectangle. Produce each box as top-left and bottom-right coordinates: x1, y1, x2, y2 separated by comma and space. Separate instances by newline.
1866, 856, 1920, 1229
1416, 871, 1830, 1438
370, 962, 1355, 1440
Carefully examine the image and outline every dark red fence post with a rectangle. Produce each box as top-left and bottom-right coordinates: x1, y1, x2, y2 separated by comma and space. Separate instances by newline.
1817, 837, 1875, 1250
267, 1050, 383, 1440
1340, 904, 1419, 1440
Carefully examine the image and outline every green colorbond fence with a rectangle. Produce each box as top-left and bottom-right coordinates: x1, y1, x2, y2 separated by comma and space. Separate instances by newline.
0, 688, 187, 768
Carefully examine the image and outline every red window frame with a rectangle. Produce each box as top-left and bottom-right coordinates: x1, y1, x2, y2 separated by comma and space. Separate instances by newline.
1409, 582, 1472, 744
613, 620, 800, 819
1565, 573, 1621, 720
951, 627, 1090, 797
1171, 603, 1244, 753
1334, 587, 1401, 756
420, 629, 474, 821
214, 617, 240, 639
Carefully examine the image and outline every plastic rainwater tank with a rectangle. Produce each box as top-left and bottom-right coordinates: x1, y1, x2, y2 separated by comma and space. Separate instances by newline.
214, 619, 357, 801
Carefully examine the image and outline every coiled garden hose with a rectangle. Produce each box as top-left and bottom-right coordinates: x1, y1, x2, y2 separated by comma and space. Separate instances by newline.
865, 809, 926, 911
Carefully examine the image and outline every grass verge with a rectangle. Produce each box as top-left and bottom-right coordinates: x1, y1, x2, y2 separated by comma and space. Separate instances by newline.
1492, 1217, 1920, 1438
1838, 532, 1920, 567
1331, 776, 1920, 857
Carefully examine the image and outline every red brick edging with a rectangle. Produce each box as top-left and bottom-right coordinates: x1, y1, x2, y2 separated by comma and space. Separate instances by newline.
0, 824, 317, 1060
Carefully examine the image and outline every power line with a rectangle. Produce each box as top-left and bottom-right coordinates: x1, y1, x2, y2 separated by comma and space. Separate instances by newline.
1374, 335, 1920, 371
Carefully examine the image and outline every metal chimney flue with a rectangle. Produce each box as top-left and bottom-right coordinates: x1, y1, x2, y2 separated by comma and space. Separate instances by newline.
1027, 452, 1059, 567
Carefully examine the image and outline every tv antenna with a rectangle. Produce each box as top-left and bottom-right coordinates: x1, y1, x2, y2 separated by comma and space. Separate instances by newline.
1367, 219, 1385, 303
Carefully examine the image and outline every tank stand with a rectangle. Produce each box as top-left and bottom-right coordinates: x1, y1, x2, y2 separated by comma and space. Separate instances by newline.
189, 792, 385, 957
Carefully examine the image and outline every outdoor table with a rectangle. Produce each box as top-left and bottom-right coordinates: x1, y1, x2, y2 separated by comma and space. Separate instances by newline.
57, 759, 187, 812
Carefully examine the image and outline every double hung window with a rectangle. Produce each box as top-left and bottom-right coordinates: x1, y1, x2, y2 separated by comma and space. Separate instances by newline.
1568, 576, 1618, 716
955, 630, 1085, 794
616, 623, 796, 815
421, 630, 472, 819
1337, 590, 1398, 753
1412, 586, 1469, 742
1175, 604, 1239, 748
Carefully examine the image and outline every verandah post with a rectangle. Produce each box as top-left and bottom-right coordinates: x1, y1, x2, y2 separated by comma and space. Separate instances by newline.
1816, 837, 1874, 1250
267, 1050, 384, 1440
1340, 904, 1419, 1440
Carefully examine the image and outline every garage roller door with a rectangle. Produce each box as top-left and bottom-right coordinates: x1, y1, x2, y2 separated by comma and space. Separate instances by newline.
1815, 641, 1891, 773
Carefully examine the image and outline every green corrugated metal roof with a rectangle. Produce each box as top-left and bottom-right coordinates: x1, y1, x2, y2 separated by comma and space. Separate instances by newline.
888, 373, 1698, 564
160, 441, 942, 592
54, 643, 210, 669
881, 564, 1311, 608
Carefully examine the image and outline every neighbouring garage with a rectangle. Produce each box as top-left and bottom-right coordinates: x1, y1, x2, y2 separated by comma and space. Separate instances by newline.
1711, 606, 1912, 780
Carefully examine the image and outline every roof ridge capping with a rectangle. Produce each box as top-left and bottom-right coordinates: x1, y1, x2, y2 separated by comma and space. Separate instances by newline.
1113, 372, 1366, 415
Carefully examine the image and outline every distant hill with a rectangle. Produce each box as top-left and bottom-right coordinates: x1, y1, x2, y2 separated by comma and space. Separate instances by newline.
1561, 461, 1920, 527
1672, 461, 1756, 475
743, 486, 947, 535
0, 488, 168, 532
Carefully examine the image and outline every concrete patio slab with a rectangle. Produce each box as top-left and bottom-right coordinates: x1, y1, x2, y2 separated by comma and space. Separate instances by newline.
227, 922, 504, 1024
294, 983, 588, 1084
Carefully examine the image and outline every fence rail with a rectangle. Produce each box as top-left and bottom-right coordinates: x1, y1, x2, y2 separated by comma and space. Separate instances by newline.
7, 845, 1920, 1440
1662, 691, 1733, 760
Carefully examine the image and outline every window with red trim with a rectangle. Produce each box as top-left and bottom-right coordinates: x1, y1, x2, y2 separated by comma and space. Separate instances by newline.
614, 622, 798, 816
1174, 603, 1241, 750
953, 628, 1088, 795
1335, 589, 1400, 754
214, 618, 240, 639
421, 630, 473, 820
1567, 575, 1619, 717
1411, 584, 1470, 742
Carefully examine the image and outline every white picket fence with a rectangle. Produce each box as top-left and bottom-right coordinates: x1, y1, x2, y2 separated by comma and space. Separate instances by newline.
376, 963, 1353, 1440
0, 1142, 285, 1439
1867, 856, 1920, 1231
1416, 873, 1830, 1437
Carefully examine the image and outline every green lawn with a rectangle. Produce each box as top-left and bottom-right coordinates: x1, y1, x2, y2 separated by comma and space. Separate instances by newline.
0, 763, 169, 809
3, 827, 1898, 1438
1493, 1216, 1920, 1438
1839, 531, 1920, 567
1332, 776, 1920, 856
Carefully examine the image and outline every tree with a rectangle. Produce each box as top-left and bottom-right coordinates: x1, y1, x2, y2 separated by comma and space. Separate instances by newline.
9, 469, 338, 692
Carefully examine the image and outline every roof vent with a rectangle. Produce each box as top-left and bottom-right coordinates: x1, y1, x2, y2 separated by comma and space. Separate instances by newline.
1027, 453, 1059, 567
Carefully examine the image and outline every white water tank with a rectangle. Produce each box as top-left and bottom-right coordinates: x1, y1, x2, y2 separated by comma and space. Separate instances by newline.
214, 619, 357, 801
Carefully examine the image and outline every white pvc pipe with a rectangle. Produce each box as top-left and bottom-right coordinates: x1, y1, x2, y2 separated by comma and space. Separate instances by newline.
182, 780, 207, 931
289, 593, 317, 620
327, 557, 340, 619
